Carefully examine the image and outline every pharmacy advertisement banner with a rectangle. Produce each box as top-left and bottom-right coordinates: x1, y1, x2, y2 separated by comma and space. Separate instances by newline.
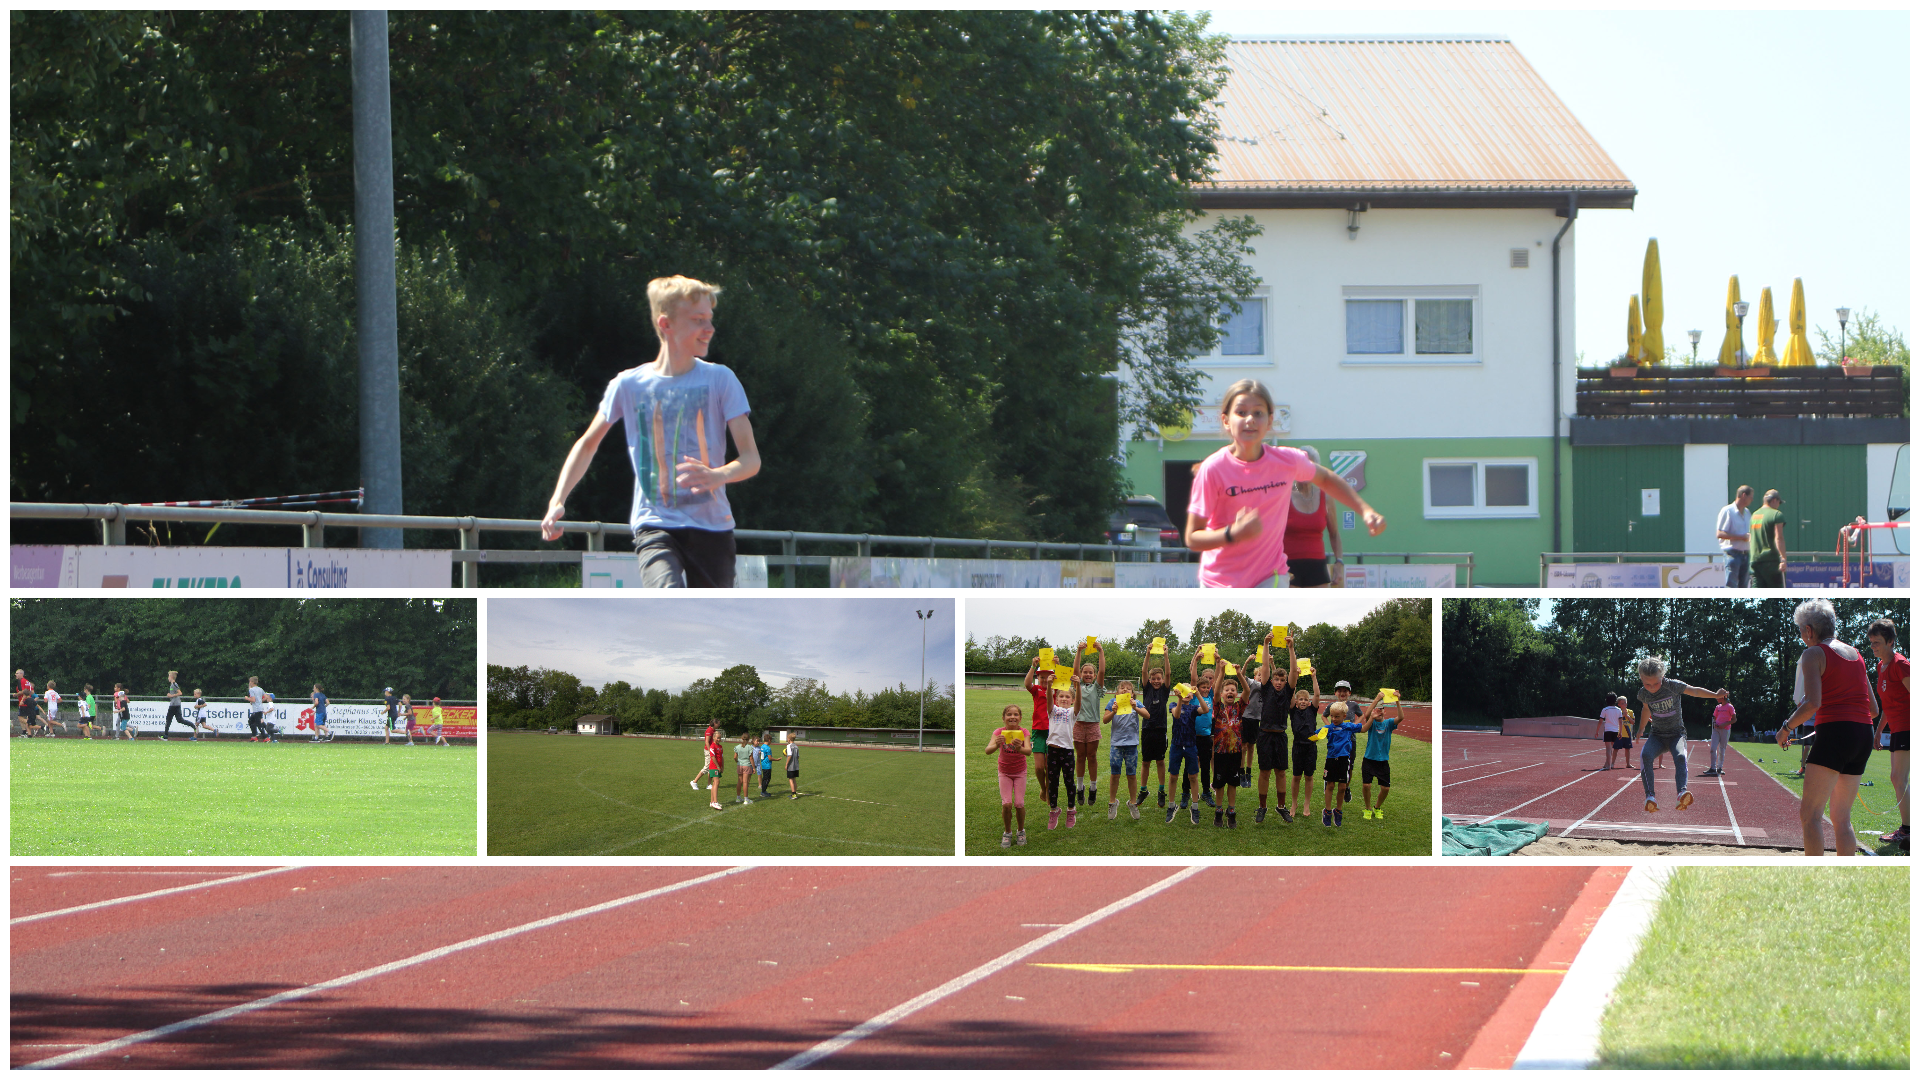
12, 545, 450, 588
88, 700, 476, 739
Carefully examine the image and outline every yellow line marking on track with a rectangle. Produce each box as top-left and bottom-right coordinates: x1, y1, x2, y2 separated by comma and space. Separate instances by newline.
1030, 962, 1567, 975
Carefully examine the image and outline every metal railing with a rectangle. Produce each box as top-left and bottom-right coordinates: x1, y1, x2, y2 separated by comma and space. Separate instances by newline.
1539, 550, 1875, 587
13, 501, 1477, 588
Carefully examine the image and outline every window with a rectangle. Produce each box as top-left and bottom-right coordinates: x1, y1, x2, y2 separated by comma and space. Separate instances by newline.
1220, 297, 1265, 355
1423, 458, 1538, 518
1343, 287, 1480, 364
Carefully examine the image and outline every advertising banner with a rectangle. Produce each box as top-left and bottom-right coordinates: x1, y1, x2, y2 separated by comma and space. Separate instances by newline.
1112, 563, 1201, 588
581, 552, 768, 588
1546, 563, 1664, 589
98, 700, 476, 739
1058, 560, 1115, 588
1785, 561, 1900, 589
829, 557, 1064, 589
1341, 563, 1459, 588
1549, 561, 1908, 589
12, 546, 450, 588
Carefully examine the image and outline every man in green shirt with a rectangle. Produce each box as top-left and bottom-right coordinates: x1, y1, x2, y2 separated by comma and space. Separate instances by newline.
1749, 489, 1789, 588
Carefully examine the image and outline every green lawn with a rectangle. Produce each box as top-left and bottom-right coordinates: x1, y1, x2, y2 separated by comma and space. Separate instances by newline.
487, 733, 954, 856
10, 737, 476, 856
1598, 866, 1909, 1069
964, 686, 1430, 855
1727, 741, 1908, 854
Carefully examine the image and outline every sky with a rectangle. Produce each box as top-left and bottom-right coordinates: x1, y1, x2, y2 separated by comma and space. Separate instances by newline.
1195, 6, 1911, 364
489, 598, 956, 694
967, 592, 1389, 646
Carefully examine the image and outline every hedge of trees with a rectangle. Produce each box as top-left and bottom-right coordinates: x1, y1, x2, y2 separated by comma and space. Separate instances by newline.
965, 598, 1432, 701
1441, 597, 1910, 734
13, 12, 1258, 547
487, 661, 955, 735
9, 597, 477, 700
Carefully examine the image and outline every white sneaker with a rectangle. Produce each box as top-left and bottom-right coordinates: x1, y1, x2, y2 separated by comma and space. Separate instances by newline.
1108, 800, 1118, 821
690, 780, 700, 790
1001, 831, 1013, 848
1129, 802, 1140, 820
710, 802, 723, 810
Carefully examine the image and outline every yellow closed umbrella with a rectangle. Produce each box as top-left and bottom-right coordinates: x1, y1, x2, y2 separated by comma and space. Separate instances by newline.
1640, 239, 1665, 365
1626, 294, 1643, 366
1781, 278, 1816, 367
1716, 276, 1743, 367
1752, 287, 1780, 366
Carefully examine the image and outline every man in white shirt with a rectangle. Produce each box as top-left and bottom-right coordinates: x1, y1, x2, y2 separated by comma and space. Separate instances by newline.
1716, 485, 1754, 588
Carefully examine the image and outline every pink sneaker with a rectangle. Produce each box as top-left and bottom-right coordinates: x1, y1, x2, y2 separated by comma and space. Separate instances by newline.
1048, 808, 1060, 830
1066, 808, 1077, 829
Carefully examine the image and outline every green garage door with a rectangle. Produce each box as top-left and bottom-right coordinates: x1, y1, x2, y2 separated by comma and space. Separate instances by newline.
1573, 445, 1686, 553
1728, 445, 1867, 555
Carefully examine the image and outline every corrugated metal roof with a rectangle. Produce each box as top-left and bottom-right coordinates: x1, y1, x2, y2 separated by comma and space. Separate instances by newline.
1202, 37, 1634, 205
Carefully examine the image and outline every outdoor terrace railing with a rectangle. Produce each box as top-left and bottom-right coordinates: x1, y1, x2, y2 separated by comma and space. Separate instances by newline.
1574, 365, 1906, 419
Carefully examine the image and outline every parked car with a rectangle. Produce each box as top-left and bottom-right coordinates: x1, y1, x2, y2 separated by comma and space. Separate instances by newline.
546, 727, 558, 734
1105, 497, 1185, 561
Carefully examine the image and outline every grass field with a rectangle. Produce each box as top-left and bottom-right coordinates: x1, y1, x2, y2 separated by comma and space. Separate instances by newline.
1727, 742, 1909, 855
487, 733, 955, 856
963, 686, 1430, 855
1598, 866, 1909, 1069
10, 737, 476, 856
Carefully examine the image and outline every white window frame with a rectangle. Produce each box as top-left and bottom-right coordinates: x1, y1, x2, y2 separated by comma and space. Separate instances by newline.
1342, 285, 1481, 366
1422, 457, 1538, 519
1198, 286, 1272, 368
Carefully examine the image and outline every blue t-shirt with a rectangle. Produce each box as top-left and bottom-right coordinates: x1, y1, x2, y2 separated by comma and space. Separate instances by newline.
1170, 695, 1208, 744
597, 359, 751, 533
1363, 716, 1399, 761
1193, 692, 1215, 737
312, 691, 328, 720
1324, 721, 1363, 759
1105, 697, 1142, 747
756, 744, 770, 769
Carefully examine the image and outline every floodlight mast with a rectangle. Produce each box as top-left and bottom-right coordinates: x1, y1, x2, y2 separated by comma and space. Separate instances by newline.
915, 609, 935, 751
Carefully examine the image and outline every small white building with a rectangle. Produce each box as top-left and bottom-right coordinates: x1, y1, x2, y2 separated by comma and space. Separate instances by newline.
573, 714, 615, 735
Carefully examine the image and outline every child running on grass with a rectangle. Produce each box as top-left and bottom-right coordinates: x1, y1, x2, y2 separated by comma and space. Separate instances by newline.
1164, 681, 1210, 825
430, 697, 449, 746
189, 690, 213, 741
401, 694, 418, 746
1211, 664, 1249, 828
1134, 648, 1173, 809
1072, 641, 1106, 809
1185, 379, 1386, 588
1045, 684, 1078, 829
1321, 700, 1365, 827
691, 724, 717, 790
1103, 681, 1147, 820
986, 703, 1032, 847
79, 683, 99, 739
113, 684, 131, 739
1023, 655, 1057, 798
1358, 693, 1401, 819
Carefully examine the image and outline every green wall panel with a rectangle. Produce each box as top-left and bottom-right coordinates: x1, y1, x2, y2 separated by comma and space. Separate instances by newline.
1572, 445, 1686, 554
1727, 444, 1868, 555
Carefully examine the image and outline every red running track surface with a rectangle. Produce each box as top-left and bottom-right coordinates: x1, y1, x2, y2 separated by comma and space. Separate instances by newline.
13, 864, 1615, 1070
1439, 730, 1830, 850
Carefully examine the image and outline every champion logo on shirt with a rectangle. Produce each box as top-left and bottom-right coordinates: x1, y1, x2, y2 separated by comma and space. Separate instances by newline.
1223, 479, 1293, 497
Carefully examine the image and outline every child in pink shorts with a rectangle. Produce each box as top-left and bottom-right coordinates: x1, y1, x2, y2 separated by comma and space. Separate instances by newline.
986, 704, 1033, 848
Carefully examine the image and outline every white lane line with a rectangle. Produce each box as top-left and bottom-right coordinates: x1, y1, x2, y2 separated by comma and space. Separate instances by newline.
1442, 763, 1540, 788
12, 867, 304, 926
20, 866, 755, 1070
1713, 774, 1745, 845
45, 872, 247, 878
1512, 864, 1674, 1070
1558, 778, 1635, 837
773, 865, 1208, 1070
1483, 770, 1602, 819
1442, 759, 1502, 774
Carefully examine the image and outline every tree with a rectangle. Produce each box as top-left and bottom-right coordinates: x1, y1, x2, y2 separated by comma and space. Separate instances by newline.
704, 664, 770, 735
1816, 309, 1909, 369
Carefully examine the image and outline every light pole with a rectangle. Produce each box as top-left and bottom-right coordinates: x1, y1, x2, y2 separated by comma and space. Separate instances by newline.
914, 609, 935, 751
1836, 307, 1851, 366
1687, 328, 1701, 365
1732, 301, 1750, 367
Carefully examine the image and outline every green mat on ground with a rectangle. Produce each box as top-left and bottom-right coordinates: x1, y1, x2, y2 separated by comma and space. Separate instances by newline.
1442, 816, 1547, 856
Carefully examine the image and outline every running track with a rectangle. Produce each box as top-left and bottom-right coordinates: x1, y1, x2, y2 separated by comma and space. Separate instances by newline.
12, 864, 1626, 1069
1441, 730, 1831, 850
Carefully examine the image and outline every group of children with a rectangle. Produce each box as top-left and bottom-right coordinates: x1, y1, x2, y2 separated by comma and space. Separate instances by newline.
12, 669, 450, 745
986, 631, 1404, 846
692, 726, 799, 809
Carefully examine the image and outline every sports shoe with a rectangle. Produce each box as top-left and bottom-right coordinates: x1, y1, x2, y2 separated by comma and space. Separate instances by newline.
158, 737, 168, 741
1279, 805, 1293, 824
1322, 809, 1333, 827
1880, 825, 1909, 843
1049, 809, 1060, 830
1134, 787, 1150, 807
710, 802, 723, 810
1334, 809, 1344, 827
1343, 787, 1351, 804
791, 794, 798, 801
1227, 810, 1237, 829
1240, 774, 1251, 789
1129, 802, 1139, 821
1677, 791, 1695, 811
1203, 793, 1216, 808
1644, 799, 1658, 813
1156, 789, 1166, 809
1066, 808, 1077, 829
1188, 807, 1199, 825
690, 780, 700, 790
1255, 807, 1267, 824
1214, 810, 1224, 827
1002, 831, 1013, 848
1016, 829, 1027, 845
1375, 808, 1385, 820
1165, 805, 1177, 824
1108, 800, 1118, 821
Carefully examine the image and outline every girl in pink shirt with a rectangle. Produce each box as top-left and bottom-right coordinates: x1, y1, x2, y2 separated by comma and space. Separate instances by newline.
1185, 380, 1386, 588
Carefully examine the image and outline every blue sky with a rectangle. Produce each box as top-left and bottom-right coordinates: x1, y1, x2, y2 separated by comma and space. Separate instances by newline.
1196, 7, 1911, 364
967, 592, 1390, 647
489, 598, 955, 694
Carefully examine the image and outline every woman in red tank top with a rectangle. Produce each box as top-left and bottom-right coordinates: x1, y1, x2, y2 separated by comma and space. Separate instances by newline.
1775, 599, 1877, 855
1281, 445, 1342, 588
